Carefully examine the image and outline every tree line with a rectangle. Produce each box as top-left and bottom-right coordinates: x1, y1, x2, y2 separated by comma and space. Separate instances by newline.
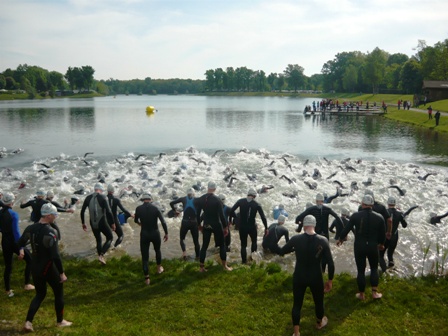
1, 39, 446, 98
204, 39, 448, 94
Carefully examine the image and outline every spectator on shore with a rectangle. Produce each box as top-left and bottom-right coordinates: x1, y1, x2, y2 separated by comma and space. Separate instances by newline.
427, 106, 433, 119
435, 111, 441, 126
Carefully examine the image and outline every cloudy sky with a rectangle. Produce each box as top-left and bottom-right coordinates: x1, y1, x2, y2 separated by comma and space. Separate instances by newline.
1, 0, 447, 81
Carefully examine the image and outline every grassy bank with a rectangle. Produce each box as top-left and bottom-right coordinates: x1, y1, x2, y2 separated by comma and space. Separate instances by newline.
1, 254, 447, 335
0, 92, 102, 100
384, 107, 448, 133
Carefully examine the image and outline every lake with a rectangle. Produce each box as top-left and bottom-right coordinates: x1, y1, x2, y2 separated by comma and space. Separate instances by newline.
0, 95, 447, 277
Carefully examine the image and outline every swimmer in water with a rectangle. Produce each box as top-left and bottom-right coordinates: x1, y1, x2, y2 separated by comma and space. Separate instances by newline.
262, 215, 289, 254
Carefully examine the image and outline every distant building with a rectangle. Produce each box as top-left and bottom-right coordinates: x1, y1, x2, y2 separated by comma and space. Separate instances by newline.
422, 81, 448, 102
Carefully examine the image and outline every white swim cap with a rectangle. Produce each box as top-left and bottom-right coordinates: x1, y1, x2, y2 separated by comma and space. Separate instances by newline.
41, 203, 58, 216
2, 192, 15, 205
362, 195, 374, 206
303, 215, 316, 227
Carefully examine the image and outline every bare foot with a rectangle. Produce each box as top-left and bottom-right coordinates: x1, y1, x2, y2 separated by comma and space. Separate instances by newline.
157, 266, 164, 274
356, 292, 365, 300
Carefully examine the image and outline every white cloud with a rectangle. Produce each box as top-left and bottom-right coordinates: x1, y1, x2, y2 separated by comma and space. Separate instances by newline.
1, 0, 447, 80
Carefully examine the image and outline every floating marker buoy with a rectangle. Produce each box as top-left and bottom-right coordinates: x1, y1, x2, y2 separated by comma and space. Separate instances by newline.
146, 106, 155, 113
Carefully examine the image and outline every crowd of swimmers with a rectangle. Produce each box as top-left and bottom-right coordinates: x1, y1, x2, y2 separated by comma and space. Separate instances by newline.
0, 181, 446, 335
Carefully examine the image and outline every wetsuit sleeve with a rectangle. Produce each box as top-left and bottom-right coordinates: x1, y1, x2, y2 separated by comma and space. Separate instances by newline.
12, 211, 21, 242
218, 199, 228, 229
257, 205, 268, 229
377, 215, 386, 244
295, 209, 307, 224
169, 198, 183, 211
284, 228, 289, 242
329, 208, 344, 230
399, 213, 408, 228
18, 225, 31, 248
20, 200, 33, 209
229, 200, 240, 218
80, 195, 90, 224
52, 201, 67, 212
158, 210, 168, 235
116, 199, 132, 217
134, 207, 140, 224
279, 235, 297, 256
339, 214, 356, 240
323, 239, 335, 280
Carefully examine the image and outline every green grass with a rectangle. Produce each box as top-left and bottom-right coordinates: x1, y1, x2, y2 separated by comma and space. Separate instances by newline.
384, 107, 448, 133
2, 254, 447, 335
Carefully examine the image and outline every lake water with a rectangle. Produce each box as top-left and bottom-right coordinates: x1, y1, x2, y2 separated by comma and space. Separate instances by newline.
1, 95, 447, 277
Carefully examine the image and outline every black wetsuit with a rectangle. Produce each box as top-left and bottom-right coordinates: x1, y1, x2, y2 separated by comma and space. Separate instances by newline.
340, 208, 386, 293
20, 197, 49, 222
170, 196, 200, 258
295, 205, 342, 271
262, 223, 289, 254
280, 233, 334, 326
18, 222, 65, 323
80, 192, 115, 256
107, 193, 132, 247
379, 207, 407, 271
196, 193, 227, 264
329, 216, 351, 240
230, 198, 268, 263
358, 201, 391, 230
222, 204, 234, 250
0, 206, 32, 291
430, 211, 448, 225
134, 202, 168, 277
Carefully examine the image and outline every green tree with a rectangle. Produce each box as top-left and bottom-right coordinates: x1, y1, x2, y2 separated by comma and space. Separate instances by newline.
224, 67, 235, 91
205, 69, 214, 91
277, 74, 285, 91
214, 68, 224, 90
81, 66, 95, 90
283, 64, 305, 91
267, 72, 277, 91
342, 65, 358, 93
387, 53, 409, 66
400, 59, 422, 93
5, 77, 18, 90
363, 47, 388, 93
253, 70, 266, 91
0, 74, 6, 89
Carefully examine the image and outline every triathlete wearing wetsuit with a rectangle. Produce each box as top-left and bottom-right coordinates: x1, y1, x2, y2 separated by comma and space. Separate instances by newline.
339, 208, 386, 293
230, 198, 268, 263
18, 222, 65, 323
107, 193, 132, 247
0, 205, 32, 292
280, 233, 334, 327
80, 192, 115, 256
262, 223, 289, 254
296, 205, 342, 271
134, 202, 168, 278
170, 195, 200, 258
379, 207, 407, 271
20, 197, 48, 222
196, 192, 228, 264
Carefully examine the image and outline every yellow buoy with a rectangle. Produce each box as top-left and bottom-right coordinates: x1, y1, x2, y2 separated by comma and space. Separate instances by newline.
146, 106, 155, 113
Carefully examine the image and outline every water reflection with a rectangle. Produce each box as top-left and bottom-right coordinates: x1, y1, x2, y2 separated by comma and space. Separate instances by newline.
69, 107, 95, 131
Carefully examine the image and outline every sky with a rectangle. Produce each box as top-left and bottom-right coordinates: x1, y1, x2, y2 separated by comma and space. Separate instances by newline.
1, 0, 447, 81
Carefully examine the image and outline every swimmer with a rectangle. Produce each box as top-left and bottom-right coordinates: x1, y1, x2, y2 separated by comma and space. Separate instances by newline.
337, 195, 386, 300
379, 196, 408, 271
295, 193, 343, 271
134, 193, 168, 285
20, 189, 49, 222
169, 188, 200, 260
19, 203, 72, 332
273, 204, 289, 220
106, 184, 134, 247
280, 215, 333, 335
196, 181, 232, 272
230, 188, 268, 264
388, 185, 406, 196
80, 183, 116, 265
429, 211, 448, 225
0, 192, 34, 297
262, 215, 289, 254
